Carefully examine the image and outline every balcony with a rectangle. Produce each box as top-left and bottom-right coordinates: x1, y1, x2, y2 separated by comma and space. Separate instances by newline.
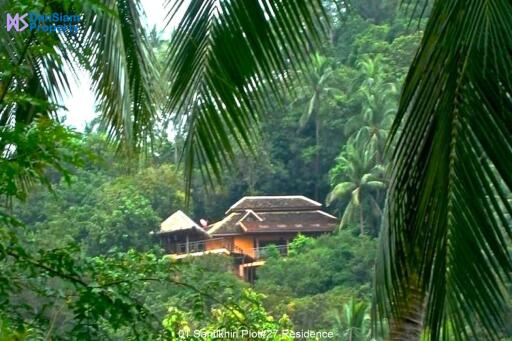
170, 238, 231, 254
170, 238, 287, 261
254, 244, 288, 259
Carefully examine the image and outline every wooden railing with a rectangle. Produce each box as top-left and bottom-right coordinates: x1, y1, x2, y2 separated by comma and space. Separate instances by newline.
171, 238, 288, 260
254, 245, 288, 259
171, 237, 229, 254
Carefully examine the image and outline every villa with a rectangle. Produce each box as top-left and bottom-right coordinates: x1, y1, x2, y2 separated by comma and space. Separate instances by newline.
157, 195, 338, 282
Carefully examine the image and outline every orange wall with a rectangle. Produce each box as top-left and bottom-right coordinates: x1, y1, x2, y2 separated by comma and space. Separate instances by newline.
204, 233, 300, 259
234, 235, 256, 258
205, 237, 232, 250
203, 236, 255, 258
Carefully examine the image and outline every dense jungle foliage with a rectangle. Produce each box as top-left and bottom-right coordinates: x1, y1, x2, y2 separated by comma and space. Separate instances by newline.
2, 2, 419, 338
2, 0, 512, 339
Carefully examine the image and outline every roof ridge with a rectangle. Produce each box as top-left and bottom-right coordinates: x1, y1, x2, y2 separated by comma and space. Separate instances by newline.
225, 195, 322, 214
159, 210, 209, 236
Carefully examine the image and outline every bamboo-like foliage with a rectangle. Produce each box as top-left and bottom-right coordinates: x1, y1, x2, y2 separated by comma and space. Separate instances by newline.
165, 0, 328, 191
375, 1, 512, 339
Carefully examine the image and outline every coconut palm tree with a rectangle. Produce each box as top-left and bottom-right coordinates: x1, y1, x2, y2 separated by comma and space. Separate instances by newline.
0, 0, 328, 332
4, 0, 512, 339
292, 53, 340, 199
344, 56, 397, 163
326, 132, 386, 235
1, 0, 328, 200
0, 0, 159, 149
374, 1, 512, 340
165, 0, 329, 193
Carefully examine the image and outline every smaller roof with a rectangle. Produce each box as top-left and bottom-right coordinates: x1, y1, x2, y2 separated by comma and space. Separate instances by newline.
159, 210, 209, 236
207, 212, 245, 235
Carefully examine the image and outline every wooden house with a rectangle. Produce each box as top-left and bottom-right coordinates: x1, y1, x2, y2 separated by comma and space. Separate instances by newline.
158, 196, 338, 281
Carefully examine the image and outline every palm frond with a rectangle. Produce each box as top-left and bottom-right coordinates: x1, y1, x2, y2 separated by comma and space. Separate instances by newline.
2, 0, 158, 154
0, 1, 77, 127
351, 187, 360, 206
165, 0, 329, 190
364, 181, 386, 190
301, 91, 318, 128
376, 1, 512, 339
340, 200, 355, 228
326, 181, 357, 205
80, 0, 159, 151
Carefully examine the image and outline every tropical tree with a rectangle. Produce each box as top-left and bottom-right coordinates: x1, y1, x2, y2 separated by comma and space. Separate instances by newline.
4, 0, 512, 339
0, 0, 329, 336
349, 0, 399, 24
375, 1, 512, 340
327, 133, 386, 235
1, 0, 327, 171
0, 0, 159, 158
292, 53, 340, 199
332, 298, 370, 341
344, 55, 397, 162
165, 0, 328, 191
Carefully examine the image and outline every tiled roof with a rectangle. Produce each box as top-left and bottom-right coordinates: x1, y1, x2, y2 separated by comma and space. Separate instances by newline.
209, 199, 338, 235
207, 212, 245, 235
226, 195, 321, 214
241, 222, 333, 233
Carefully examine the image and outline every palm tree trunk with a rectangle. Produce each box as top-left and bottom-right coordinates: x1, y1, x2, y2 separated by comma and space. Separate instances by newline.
174, 142, 179, 165
359, 203, 364, 235
389, 280, 425, 340
314, 114, 320, 201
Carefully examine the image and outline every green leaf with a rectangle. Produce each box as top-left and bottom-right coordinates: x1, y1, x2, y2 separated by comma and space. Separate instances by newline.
376, 1, 512, 339
326, 182, 357, 205
165, 0, 329, 191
